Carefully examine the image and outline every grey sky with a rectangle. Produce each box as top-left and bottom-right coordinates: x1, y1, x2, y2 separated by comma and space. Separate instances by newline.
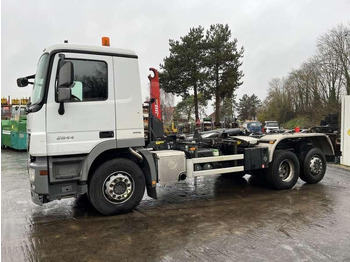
2, 0, 349, 109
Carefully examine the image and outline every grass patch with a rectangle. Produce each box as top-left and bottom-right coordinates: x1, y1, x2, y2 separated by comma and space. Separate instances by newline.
282, 117, 311, 129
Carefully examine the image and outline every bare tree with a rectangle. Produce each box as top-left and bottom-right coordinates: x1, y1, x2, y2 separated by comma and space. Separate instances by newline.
311, 52, 344, 113
260, 24, 349, 127
261, 78, 294, 123
317, 23, 350, 95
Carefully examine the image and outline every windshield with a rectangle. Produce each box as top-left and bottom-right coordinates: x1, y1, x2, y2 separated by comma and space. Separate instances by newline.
266, 122, 278, 127
249, 122, 261, 127
31, 54, 49, 105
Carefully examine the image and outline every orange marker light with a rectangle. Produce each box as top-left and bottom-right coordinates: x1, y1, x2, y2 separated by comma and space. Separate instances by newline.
40, 170, 48, 176
102, 37, 110, 46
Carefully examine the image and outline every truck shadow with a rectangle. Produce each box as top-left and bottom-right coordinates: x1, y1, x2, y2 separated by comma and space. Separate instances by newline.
67, 173, 331, 217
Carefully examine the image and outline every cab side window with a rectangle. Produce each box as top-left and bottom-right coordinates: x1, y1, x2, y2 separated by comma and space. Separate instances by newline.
67, 59, 108, 102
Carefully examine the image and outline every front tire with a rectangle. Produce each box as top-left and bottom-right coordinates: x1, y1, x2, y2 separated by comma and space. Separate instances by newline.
265, 151, 300, 189
88, 158, 145, 215
299, 148, 326, 184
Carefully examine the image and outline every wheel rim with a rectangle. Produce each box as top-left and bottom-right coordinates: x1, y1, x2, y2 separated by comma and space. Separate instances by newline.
309, 155, 323, 176
278, 159, 295, 182
103, 171, 134, 204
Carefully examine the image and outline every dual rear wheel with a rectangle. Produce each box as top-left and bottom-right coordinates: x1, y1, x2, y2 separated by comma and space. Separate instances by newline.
299, 148, 326, 184
264, 148, 326, 190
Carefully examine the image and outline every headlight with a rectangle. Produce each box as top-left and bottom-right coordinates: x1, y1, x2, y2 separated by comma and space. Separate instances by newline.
29, 168, 35, 183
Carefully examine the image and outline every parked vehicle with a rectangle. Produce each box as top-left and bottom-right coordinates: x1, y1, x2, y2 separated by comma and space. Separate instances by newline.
17, 39, 335, 215
202, 118, 213, 131
243, 121, 262, 134
263, 121, 280, 133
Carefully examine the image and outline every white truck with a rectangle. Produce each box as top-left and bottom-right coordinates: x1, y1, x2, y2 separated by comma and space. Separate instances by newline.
17, 39, 335, 215
264, 121, 280, 133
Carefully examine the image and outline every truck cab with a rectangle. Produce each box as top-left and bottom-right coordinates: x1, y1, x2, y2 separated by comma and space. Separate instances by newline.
20, 43, 148, 210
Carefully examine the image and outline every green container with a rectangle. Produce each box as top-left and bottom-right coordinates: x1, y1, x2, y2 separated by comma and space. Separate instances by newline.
11, 119, 27, 132
10, 131, 27, 150
1, 120, 11, 147
1, 119, 27, 150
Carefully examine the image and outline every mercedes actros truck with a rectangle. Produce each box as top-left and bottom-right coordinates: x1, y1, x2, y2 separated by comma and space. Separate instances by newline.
17, 38, 335, 215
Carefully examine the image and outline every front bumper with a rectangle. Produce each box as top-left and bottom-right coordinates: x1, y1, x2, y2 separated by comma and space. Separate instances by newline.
28, 156, 49, 205
31, 190, 44, 205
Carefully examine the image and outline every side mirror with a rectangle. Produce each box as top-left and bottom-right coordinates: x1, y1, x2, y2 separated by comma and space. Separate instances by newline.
17, 74, 35, 87
57, 87, 71, 102
57, 61, 74, 88
57, 61, 74, 114
17, 77, 29, 87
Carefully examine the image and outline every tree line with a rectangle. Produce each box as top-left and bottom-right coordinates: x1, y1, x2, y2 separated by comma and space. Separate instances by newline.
258, 23, 350, 127
159, 24, 244, 125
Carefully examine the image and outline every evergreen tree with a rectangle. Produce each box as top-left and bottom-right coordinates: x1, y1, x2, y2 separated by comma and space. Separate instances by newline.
237, 94, 262, 120
205, 24, 244, 125
160, 26, 206, 122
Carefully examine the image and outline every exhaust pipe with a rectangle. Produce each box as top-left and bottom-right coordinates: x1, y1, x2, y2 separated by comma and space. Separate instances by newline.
129, 148, 143, 162
179, 173, 187, 181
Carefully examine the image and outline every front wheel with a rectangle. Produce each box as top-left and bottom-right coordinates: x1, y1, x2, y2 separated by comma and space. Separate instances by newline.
265, 151, 300, 190
88, 158, 145, 215
299, 148, 326, 184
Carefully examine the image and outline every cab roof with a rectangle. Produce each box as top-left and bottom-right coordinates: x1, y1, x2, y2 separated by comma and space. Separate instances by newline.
43, 44, 137, 58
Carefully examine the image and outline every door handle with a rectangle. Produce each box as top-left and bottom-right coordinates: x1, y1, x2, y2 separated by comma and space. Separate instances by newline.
99, 131, 114, 138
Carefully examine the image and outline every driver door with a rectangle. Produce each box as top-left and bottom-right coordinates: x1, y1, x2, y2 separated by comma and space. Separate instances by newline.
46, 52, 115, 156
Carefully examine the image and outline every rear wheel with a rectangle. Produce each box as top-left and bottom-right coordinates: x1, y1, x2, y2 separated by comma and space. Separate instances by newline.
265, 151, 300, 189
88, 158, 145, 215
299, 148, 326, 184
